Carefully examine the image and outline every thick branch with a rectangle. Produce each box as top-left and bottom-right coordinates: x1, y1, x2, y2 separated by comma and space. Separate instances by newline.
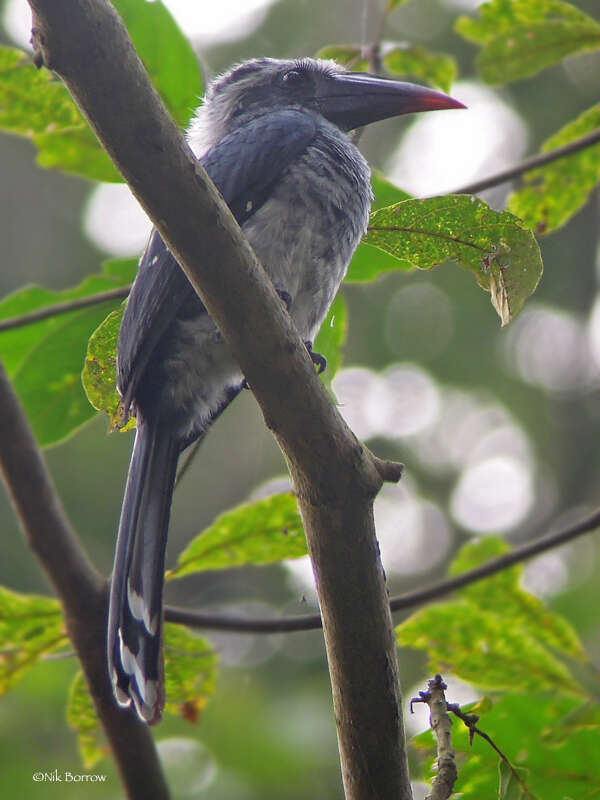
0, 361, 169, 800
28, 1, 409, 797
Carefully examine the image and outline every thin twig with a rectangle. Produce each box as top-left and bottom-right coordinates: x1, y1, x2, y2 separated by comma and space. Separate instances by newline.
0, 285, 130, 333
164, 506, 600, 633
449, 127, 600, 196
411, 675, 457, 800
174, 434, 206, 488
2, 130, 599, 334
448, 703, 535, 799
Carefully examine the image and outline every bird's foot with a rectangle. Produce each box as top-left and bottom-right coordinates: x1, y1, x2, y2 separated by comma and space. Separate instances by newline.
305, 340, 327, 374
275, 288, 292, 312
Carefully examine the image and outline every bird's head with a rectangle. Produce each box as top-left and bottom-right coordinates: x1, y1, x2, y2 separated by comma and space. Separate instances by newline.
188, 57, 464, 156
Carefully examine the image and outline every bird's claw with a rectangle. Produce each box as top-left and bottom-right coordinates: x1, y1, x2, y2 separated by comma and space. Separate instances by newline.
305, 340, 327, 374
275, 288, 292, 311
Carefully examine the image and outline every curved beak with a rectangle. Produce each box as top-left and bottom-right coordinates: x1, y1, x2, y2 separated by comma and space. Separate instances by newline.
316, 71, 466, 131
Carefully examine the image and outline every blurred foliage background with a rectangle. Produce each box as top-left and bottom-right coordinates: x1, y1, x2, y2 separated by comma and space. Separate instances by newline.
1, 0, 600, 797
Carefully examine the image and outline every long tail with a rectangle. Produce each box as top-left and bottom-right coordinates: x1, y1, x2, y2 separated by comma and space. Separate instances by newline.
107, 417, 179, 725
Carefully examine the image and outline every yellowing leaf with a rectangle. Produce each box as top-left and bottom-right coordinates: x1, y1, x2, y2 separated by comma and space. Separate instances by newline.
397, 538, 590, 697
167, 493, 306, 580
0, 587, 67, 696
67, 672, 108, 769
163, 625, 217, 722
509, 104, 600, 235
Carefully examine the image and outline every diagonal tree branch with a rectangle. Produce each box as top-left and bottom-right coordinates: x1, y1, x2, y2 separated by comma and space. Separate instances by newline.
450, 127, 600, 196
27, 1, 409, 798
0, 360, 169, 800
164, 505, 600, 633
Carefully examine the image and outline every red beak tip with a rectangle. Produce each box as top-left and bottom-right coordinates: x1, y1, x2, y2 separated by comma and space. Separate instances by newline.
430, 95, 467, 111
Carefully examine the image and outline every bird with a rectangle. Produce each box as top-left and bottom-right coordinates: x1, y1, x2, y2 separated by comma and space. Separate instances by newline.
107, 56, 464, 724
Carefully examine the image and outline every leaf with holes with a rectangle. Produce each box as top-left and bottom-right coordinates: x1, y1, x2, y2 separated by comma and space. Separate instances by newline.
163, 625, 218, 723
82, 305, 136, 432
363, 195, 542, 325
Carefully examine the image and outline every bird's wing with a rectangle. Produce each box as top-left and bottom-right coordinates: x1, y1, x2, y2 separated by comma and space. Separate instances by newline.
118, 109, 317, 405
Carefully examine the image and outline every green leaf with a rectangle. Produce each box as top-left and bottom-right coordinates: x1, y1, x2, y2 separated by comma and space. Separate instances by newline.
0, 3, 201, 181
399, 600, 583, 695
67, 672, 108, 769
363, 195, 542, 325
456, 1, 600, 85
450, 538, 587, 660
457, 0, 596, 43
508, 104, 600, 235
545, 699, 600, 743
383, 45, 458, 93
314, 294, 347, 386
412, 693, 600, 800
314, 44, 457, 93
0, 259, 136, 446
347, 242, 411, 283
0, 46, 119, 182
82, 305, 136, 431
478, 23, 600, 85
499, 760, 531, 800
397, 539, 590, 697
12, 307, 117, 446
345, 173, 412, 283
314, 45, 368, 72
0, 259, 135, 376
372, 170, 412, 212
113, 0, 203, 129
168, 493, 306, 580
163, 624, 218, 722
0, 586, 66, 696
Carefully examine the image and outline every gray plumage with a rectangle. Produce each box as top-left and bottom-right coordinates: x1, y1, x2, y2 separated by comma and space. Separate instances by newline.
107, 57, 463, 724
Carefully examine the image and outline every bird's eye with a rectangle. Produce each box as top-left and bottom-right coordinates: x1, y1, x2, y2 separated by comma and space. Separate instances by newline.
282, 69, 306, 87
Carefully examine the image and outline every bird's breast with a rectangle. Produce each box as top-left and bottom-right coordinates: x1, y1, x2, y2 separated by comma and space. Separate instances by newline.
243, 131, 371, 341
